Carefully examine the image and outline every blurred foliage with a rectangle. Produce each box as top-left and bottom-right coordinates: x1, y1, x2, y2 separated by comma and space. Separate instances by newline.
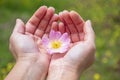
0, 0, 120, 80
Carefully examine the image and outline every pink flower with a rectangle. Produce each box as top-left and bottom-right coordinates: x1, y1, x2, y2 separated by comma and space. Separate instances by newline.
41, 30, 70, 54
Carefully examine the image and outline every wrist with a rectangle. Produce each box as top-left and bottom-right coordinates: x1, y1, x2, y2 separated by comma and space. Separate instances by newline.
5, 60, 33, 80
47, 63, 82, 80
5, 53, 48, 80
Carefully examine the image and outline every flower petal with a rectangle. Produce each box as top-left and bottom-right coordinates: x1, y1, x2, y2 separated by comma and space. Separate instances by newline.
41, 35, 50, 47
59, 33, 70, 44
60, 43, 70, 53
48, 44, 69, 54
41, 30, 70, 54
49, 29, 55, 38
47, 49, 59, 54
49, 30, 62, 40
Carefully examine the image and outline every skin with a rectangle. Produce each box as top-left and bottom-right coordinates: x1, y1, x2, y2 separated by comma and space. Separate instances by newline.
5, 6, 96, 80
5, 6, 58, 80
47, 11, 96, 80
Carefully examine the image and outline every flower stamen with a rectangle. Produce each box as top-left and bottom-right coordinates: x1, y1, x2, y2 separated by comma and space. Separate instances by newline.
51, 41, 61, 49
41, 30, 70, 54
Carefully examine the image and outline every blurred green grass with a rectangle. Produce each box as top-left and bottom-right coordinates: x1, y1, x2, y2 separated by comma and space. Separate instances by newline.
0, 0, 120, 80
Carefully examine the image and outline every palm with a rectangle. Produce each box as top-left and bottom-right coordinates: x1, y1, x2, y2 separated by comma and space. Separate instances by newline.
12, 33, 39, 54
49, 38, 86, 69
17, 33, 49, 54
10, 6, 60, 76
49, 11, 95, 71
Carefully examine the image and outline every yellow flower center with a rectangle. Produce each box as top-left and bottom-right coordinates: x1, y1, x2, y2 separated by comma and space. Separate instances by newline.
51, 41, 61, 49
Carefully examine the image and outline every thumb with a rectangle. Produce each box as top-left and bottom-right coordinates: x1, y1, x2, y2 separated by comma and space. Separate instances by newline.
84, 20, 95, 43
13, 19, 25, 34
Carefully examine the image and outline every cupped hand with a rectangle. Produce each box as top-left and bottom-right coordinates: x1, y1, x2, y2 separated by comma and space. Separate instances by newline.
9, 6, 58, 80
49, 11, 96, 74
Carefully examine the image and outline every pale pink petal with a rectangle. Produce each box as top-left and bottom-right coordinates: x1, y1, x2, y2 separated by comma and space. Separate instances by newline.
49, 29, 55, 39
41, 30, 70, 54
41, 35, 50, 47
59, 44, 70, 53
52, 49, 62, 53
47, 49, 58, 54
47, 49, 53, 54
59, 33, 70, 44
59, 48, 67, 53
48, 44, 69, 54
49, 30, 61, 40
61, 39, 70, 47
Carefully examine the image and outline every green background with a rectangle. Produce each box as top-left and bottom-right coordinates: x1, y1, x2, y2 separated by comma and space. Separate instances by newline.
0, 0, 120, 80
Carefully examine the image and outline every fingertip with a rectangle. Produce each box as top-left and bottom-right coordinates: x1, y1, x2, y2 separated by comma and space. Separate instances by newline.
70, 10, 78, 14
42, 5, 47, 8
49, 13, 59, 25
59, 22, 65, 34
59, 22, 64, 26
54, 13, 57, 16
59, 12, 64, 21
59, 22, 64, 29
16, 18, 19, 22
85, 20, 92, 28
84, 20, 95, 42
70, 10, 74, 14
70, 11, 78, 19
40, 5, 47, 9
70, 10, 75, 12
16, 18, 24, 25
52, 22, 58, 25
62, 10, 69, 15
59, 12, 62, 16
48, 6, 55, 11
14, 18, 25, 33
53, 13, 59, 20
63, 10, 69, 13
37, 6, 47, 13
16, 18, 20, 23
52, 22, 58, 31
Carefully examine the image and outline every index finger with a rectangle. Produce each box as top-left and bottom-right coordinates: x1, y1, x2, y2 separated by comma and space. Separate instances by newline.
25, 6, 47, 34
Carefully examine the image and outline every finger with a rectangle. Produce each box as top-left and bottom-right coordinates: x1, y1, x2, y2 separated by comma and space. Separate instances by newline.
58, 22, 65, 34
61, 11, 79, 42
45, 14, 59, 33
59, 12, 70, 34
70, 11, 85, 33
26, 6, 47, 34
35, 7, 55, 37
13, 19, 25, 34
70, 11, 85, 40
84, 20, 95, 43
51, 22, 58, 31
62, 11, 78, 34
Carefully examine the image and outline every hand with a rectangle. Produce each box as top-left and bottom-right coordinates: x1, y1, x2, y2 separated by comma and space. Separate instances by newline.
47, 11, 96, 80
6, 6, 58, 80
